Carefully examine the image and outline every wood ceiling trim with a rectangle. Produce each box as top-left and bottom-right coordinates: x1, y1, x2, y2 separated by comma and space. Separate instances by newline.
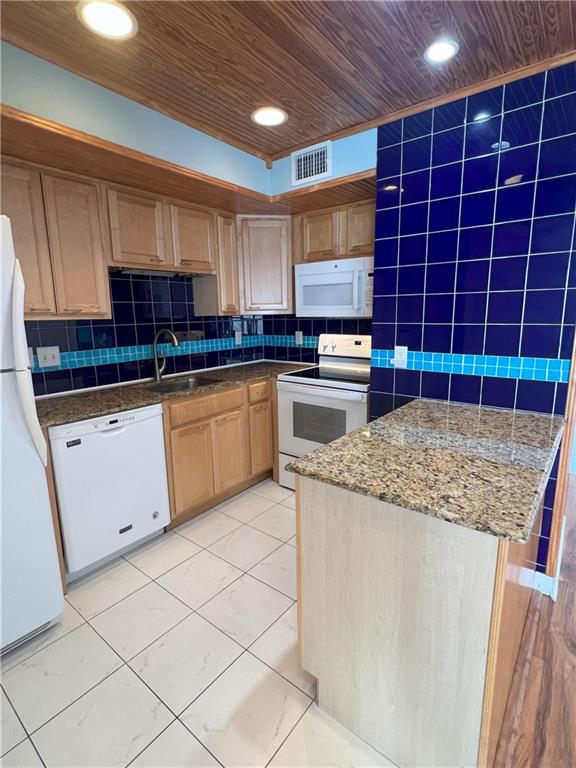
268, 48, 576, 161
0, 106, 375, 214
0, 106, 285, 214
272, 170, 375, 214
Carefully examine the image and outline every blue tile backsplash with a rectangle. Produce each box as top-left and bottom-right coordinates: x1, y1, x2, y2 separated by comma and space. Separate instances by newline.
26, 273, 371, 396
371, 61, 576, 570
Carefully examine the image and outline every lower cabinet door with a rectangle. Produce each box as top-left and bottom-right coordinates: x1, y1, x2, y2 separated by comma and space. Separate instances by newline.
211, 409, 248, 494
249, 400, 273, 475
170, 419, 214, 517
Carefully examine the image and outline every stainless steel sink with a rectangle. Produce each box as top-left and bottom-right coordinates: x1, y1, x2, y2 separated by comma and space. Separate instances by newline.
145, 376, 223, 394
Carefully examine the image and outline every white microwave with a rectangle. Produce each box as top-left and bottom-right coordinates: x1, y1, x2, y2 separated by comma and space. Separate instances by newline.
294, 256, 374, 318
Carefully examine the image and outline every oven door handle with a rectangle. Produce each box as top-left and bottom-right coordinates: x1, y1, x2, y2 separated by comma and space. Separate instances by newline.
277, 381, 367, 402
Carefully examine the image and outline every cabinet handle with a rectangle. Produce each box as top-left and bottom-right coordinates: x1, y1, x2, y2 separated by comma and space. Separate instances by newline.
148, 257, 164, 264
185, 422, 209, 433
254, 403, 269, 412
62, 306, 93, 313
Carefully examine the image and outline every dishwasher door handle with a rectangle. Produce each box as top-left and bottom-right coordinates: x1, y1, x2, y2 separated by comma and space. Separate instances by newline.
99, 425, 127, 436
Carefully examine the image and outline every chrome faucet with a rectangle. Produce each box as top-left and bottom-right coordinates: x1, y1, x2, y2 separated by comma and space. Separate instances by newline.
153, 328, 179, 381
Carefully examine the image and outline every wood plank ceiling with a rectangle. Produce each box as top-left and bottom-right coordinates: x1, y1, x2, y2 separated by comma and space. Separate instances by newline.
2, 1, 575, 161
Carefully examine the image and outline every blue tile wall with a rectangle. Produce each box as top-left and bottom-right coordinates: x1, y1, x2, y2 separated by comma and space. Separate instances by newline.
27, 273, 371, 395
372, 62, 576, 571
27, 274, 264, 395
261, 316, 372, 363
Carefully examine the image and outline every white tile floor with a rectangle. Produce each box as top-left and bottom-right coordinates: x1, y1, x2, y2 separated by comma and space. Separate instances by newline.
0, 481, 393, 768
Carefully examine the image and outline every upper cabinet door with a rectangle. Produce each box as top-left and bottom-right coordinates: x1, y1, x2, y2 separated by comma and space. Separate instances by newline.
1, 163, 56, 315
303, 210, 340, 262
217, 215, 240, 314
42, 174, 111, 317
170, 205, 216, 273
345, 201, 375, 256
108, 189, 170, 267
240, 217, 291, 314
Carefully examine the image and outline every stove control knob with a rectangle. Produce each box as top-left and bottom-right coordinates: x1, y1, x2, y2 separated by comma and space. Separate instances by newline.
331, 344, 336, 352
322, 344, 328, 352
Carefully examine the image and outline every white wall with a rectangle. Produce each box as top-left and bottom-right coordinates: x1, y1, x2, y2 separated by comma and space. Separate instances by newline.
1, 43, 271, 194
269, 130, 377, 195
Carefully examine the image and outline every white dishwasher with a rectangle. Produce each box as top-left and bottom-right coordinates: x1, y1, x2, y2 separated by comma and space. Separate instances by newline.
49, 404, 170, 579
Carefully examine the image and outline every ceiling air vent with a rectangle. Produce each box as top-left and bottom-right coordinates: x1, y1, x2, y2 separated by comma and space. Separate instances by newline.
291, 141, 332, 186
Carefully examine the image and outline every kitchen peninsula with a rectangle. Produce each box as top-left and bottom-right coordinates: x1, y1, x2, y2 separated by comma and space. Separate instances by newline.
290, 399, 564, 768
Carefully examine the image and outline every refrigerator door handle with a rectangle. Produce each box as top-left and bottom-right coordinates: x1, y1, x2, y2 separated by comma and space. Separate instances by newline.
12, 259, 31, 371
15, 370, 48, 466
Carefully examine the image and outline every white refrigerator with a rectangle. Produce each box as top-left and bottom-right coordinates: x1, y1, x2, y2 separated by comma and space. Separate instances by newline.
1, 215, 64, 653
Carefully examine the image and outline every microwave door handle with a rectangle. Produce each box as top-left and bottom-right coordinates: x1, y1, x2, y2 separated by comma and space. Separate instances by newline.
355, 272, 362, 310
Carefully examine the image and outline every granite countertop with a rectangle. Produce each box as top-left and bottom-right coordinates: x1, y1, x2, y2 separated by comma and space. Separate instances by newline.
289, 398, 565, 542
37, 361, 313, 428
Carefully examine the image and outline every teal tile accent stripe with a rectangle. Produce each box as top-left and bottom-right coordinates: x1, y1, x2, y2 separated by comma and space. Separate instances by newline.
371, 349, 571, 383
31, 334, 318, 373
31, 334, 571, 384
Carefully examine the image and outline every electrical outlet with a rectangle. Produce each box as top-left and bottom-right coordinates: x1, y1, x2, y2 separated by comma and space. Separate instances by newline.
391, 345, 408, 369
37, 346, 61, 368
295, 331, 303, 346
28, 347, 34, 368
234, 330, 242, 346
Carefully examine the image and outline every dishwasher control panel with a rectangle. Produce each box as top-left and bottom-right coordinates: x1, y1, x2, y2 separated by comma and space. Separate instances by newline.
48, 404, 162, 438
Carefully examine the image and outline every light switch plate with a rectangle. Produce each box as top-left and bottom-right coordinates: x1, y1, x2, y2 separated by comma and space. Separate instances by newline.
234, 331, 242, 346
392, 345, 408, 369
295, 331, 303, 346
37, 346, 61, 368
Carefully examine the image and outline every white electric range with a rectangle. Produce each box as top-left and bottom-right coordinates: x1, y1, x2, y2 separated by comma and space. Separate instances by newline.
276, 333, 371, 489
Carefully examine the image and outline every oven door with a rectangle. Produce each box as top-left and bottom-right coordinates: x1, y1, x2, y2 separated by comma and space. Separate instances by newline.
277, 380, 369, 458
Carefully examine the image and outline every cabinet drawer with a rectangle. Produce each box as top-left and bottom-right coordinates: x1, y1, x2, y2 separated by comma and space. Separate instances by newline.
169, 395, 215, 427
213, 386, 245, 413
248, 379, 271, 404
169, 385, 246, 427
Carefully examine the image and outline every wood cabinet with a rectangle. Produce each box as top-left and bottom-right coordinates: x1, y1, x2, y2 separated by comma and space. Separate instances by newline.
239, 216, 292, 314
170, 419, 214, 515
42, 174, 111, 317
295, 199, 375, 263
217, 215, 241, 313
249, 400, 273, 476
302, 209, 340, 261
1, 163, 56, 315
212, 408, 248, 493
345, 201, 375, 256
108, 188, 170, 267
169, 204, 216, 273
1, 161, 111, 319
192, 214, 241, 316
164, 380, 275, 526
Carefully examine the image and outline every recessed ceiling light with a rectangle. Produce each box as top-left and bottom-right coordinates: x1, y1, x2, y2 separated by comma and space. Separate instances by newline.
424, 38, 459, 64
383, 184, 398, 192
251, 107, 288, 127
504, 174, 524, 186
77, 0, 137, 39
474, 111, 492, 122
